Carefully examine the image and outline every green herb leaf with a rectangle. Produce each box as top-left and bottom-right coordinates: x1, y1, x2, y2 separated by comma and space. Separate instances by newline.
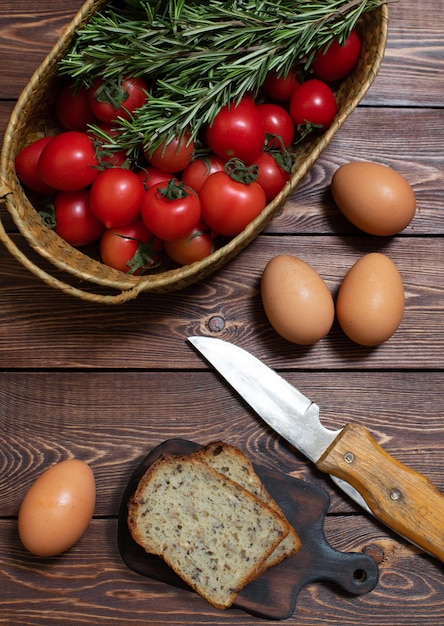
59, 0, 386, 155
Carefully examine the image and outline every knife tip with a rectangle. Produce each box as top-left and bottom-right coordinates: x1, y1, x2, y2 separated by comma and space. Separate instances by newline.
187, 336, 206, 350
188, 335, 219, 351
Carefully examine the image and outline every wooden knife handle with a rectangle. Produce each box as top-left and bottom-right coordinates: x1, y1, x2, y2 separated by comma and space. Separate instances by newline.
316, 423, 444, 562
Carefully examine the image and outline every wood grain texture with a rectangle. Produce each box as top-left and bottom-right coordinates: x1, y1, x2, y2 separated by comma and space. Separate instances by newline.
317, 423, 444, 561
0, 516, 442, 625
1, 1, 442, 105
2, 107, 442, 234
0, 0, 443, 624
363, 0, 444, 107
1, 371, 442, 515
0, 2, 85, 99
0, 235, 442, 369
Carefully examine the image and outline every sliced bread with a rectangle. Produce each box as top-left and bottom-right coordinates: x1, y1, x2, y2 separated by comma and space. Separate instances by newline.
127, 453, 290, 609
190, 441, 301, 573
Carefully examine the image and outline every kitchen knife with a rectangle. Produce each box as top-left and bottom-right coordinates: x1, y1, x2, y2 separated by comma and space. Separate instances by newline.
188, 336, 444, 562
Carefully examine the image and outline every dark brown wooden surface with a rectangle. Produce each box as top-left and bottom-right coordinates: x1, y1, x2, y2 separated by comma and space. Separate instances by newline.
0, 1, 443, 625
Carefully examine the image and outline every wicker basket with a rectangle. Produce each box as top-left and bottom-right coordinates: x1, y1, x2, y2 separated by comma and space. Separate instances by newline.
0, 1, 388, 304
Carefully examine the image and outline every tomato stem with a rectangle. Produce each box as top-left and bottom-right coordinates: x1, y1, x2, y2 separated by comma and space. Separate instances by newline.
93, 74, 129, 109
263, 134, 293, 173
159, 178, 194, 200
39, 203, 56, 229
224, 158, 258, 185
115, 234, 161, 274
296, 121, 325, 140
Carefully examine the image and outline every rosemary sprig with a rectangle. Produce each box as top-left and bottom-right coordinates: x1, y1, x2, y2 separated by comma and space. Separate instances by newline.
59, 0, 386, 156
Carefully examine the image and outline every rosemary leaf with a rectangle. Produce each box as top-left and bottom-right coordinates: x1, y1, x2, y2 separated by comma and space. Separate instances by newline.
59, 0, 386, 154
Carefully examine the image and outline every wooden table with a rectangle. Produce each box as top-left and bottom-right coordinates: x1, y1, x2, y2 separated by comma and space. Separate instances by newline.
1, 1, 443, 624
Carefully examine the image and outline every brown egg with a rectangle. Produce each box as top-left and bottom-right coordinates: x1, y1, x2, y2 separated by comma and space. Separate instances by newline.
18, 459, 96, 557
336, 253, 405, 346
261, 255, 334, 345
331, 161, 416, 235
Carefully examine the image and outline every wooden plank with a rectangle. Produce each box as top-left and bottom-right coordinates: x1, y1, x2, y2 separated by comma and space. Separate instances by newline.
1, 371, 442, 517
0, 1, 442, 623
2, 105, 443, 235
0, 516, 442, 625
1, 1, 443, 105
274, 107, 444, 236
365, 0, 444, 106
0, 234, 442, 369
0, 2, 84, 99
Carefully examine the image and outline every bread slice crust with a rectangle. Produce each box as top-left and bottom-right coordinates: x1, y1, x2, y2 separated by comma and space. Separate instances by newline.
190, 441, 301, 573
128, 453, 290, 609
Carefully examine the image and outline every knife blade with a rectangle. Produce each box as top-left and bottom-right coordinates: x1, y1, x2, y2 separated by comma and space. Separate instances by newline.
188, 336, 444, 562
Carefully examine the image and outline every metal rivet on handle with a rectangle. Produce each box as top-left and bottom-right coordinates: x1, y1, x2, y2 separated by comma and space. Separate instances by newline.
390, 488, 402, 501
344, 452, 355, 463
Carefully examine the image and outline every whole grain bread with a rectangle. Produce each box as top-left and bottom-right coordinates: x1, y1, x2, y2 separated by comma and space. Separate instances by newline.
190, 441, 301, 573
127, 453, 290, 609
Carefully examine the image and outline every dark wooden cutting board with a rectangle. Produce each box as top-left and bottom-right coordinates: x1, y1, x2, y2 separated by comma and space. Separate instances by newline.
117, 439, 379, 620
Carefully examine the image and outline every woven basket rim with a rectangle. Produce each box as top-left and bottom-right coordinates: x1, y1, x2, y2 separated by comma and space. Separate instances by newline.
0, 1, 389, 303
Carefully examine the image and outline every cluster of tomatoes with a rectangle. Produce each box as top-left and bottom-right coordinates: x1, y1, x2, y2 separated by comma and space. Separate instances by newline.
15, 30, 361, 274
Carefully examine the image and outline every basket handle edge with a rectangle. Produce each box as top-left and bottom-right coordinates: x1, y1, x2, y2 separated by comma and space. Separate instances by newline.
0, 195, 141, 305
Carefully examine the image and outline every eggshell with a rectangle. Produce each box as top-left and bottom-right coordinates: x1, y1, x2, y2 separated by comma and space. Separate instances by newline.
261, 255, 334, 345
331, 161, 416, 235
18, 459, 96, 557
336, 252, 404, 346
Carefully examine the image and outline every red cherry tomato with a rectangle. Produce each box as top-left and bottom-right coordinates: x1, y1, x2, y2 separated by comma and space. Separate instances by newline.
53, 189, 105, 247
206, 96, 265, 164
181, 155, 225, 193
290, 79, 337, 132
311, 30, 362, 82
86, 124, 129, 167
200, 170, 267, 237
145, 134, 195, 173
164, 222, 214, 265
257, 103, 295, 149
15, 136, 55, 195
55, 82, 97, 131
262, 67, 301, 101
100, 219, 162, 274
88, 76, 148, 125
255, 152, 291, 203
98, 148, 129, 168
37, 131, 99, 191
135, 166, 175, 190
141, 178, 201, 241
90, 168, 144, 228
